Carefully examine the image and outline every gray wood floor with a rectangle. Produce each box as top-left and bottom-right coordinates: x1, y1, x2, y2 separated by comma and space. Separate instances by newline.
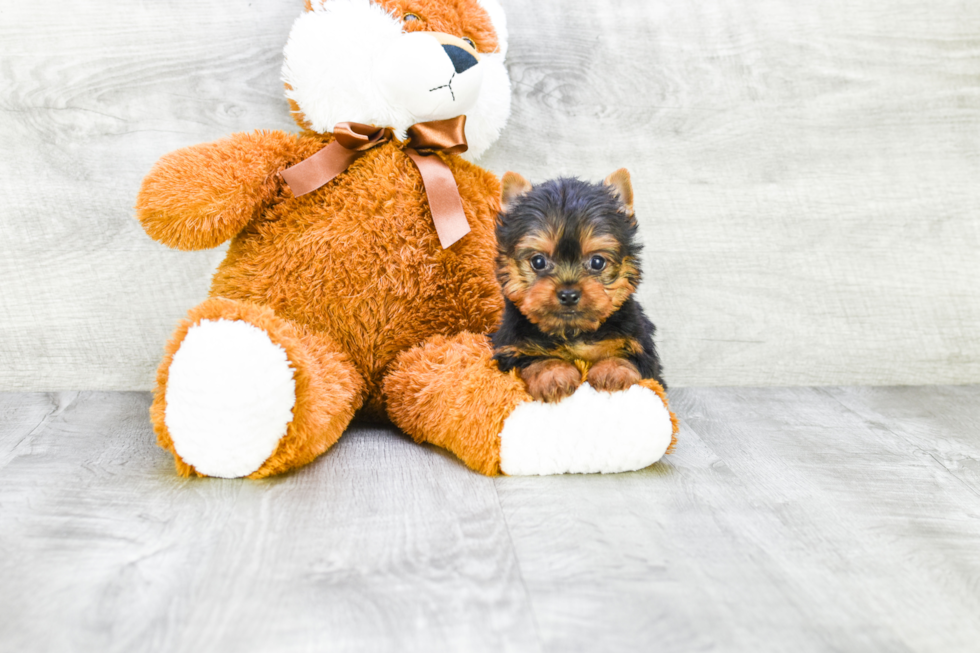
1, 386, 979, 652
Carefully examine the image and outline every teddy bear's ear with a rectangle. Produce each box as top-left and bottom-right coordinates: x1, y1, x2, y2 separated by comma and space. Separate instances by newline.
501, 172, 532, 212
603, 168, 635, 217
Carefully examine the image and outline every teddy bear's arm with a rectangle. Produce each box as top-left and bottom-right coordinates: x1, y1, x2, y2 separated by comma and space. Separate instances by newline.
136, 130, 307, 250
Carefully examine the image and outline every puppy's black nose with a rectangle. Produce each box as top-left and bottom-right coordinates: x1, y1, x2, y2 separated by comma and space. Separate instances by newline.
442, 44, 478, 74
557, 289, 581, 306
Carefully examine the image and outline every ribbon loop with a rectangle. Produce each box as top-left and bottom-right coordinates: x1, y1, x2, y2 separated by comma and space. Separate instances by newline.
280, 122, 394, 197
406, 117, 469, 156
333, 122, 393, 151
280, 116, 471, 248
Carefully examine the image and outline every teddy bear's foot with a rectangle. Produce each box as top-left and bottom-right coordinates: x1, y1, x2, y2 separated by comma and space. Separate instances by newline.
153, 298, 364, 479
497, 380, 675, 476
164, 316, 295, 478
384, 332, 678, 476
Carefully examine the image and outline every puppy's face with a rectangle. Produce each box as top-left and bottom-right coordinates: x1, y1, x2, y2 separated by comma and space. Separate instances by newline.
495, 170, 641, 337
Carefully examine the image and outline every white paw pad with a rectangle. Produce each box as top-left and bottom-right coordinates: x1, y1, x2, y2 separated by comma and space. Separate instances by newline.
498, 383, 673, 476
165, 319, 296, 478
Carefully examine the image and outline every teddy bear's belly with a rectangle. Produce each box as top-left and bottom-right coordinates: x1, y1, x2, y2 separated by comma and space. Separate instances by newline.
208, 191, 501, 417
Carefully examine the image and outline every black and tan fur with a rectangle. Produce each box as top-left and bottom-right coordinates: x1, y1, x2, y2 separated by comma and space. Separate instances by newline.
491, 170, 665, 403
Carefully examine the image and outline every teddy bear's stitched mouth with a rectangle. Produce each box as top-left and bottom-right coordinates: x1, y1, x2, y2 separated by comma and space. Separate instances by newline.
428, 73, 457, 102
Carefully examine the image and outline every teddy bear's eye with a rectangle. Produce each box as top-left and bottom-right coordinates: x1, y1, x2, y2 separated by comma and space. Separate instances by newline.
403, 12, 421, 22
462, 36, 476, 49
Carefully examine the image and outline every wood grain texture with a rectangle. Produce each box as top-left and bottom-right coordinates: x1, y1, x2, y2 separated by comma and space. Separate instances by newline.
1, 0, 979, 389
2, 387, 980, 651
825, 384, 980, 495
0, 392, 538, 653
496, 385, 980, 652
0, 1, 297, 392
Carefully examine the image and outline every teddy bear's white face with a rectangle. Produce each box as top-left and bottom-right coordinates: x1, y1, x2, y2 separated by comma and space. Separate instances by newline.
282, 0, 511, 161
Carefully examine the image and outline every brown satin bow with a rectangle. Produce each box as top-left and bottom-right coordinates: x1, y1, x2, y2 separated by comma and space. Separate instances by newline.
280, 117, 471, 249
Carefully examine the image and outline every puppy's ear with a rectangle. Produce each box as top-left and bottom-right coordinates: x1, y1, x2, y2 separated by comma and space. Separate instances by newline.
604, 168, 635, 218
501, 172, 533, 213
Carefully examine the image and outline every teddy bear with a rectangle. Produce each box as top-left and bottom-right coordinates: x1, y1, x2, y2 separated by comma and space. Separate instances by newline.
136, 0, 677, 479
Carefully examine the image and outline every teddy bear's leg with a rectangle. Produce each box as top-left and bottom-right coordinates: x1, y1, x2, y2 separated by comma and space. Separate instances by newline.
383, 332, 678, 477
383, 332, 528, 476
152, 297, 364, 479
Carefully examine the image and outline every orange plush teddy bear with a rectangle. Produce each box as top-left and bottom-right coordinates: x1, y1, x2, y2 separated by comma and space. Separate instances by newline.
137, 0, 676, 479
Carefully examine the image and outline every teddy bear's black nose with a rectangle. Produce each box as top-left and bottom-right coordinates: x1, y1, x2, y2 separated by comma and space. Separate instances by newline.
442, 44, 478, 74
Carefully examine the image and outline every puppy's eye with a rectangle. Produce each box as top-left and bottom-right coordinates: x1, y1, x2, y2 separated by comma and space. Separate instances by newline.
462, 36, 476, 49
403, 12, 421, 22
530, 255, 548, 271
589, 255, 607, 271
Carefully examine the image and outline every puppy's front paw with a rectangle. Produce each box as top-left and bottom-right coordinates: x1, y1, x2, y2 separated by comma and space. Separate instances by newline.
587, 358, 641, 393
520, 359, 582, 403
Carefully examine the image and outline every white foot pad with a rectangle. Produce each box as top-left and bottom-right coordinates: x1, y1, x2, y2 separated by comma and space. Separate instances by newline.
165, 319, 296, 478
498, 383, 673, 476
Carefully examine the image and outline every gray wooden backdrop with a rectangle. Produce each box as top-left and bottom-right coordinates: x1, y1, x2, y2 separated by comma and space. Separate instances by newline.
2, 0, 978, 391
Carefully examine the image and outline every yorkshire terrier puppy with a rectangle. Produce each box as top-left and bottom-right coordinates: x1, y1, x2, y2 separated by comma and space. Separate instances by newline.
492, 169, 665, 403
